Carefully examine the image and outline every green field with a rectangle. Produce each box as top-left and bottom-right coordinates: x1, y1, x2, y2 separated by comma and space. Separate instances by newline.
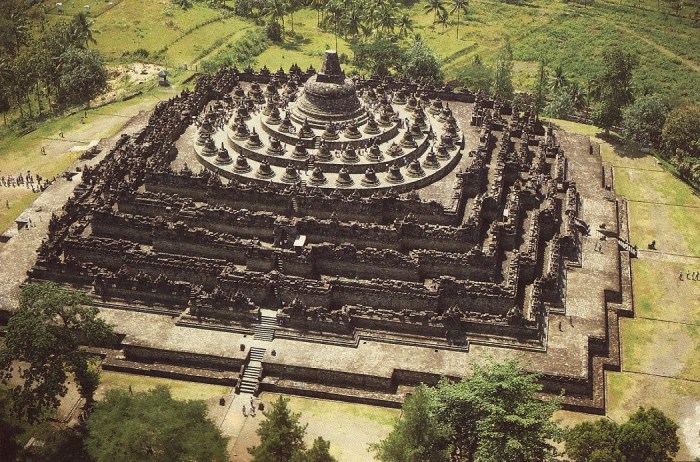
92, 0, 222, 59
97, 371, 231, 401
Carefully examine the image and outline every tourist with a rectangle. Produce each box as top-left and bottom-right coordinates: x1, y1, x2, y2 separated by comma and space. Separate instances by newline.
242, 405, 248, 417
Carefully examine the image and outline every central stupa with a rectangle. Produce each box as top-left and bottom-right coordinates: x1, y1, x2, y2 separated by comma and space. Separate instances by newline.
291, 50, 367, 128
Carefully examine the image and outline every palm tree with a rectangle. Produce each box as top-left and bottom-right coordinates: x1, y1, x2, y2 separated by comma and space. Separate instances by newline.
324, 0, 343, 51
450, 0, 468, 40
436, 8, 449, 32
568, 81, 587, 111
375, 1, 398, 35
0, 58, 15, 123
70, 13, 97, 48
288, 0, 299, 32
343, 6, 364, 39
398, 14, 414, 38
424, 0, 447, 25
549, 65, 568, 92
263, 0, 287, 34
309, 0, 325, 26
587, 77, 602, 104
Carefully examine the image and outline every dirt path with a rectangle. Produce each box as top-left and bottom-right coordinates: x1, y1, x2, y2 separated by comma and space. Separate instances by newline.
614, 24, 700, 74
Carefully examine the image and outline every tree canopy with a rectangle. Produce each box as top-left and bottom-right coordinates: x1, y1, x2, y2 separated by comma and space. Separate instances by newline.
85, 385, 228, 462
399, 36, 443, 86
371, 385, 451, 462
293, 437, 338, 462
662, 104, 700, 159
621, 94, 668, 146
249, 395, 308, 462
565, 407, 680, 462
591, 47, 639, 133
0, 9, 108, 120
491, 38, 514, 100
373, 358, 561, 462
0, 282, 114, 423
249, 395, 339, 462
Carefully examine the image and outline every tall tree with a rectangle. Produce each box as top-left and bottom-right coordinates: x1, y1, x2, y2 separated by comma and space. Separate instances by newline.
491, 37, 514, 100
455, 54, 493, 93
549, 65, 568, 92
294, 437, 338, 462
343, 6, 365, 40
532, 58, 548, 116
0, 283, 115, 423
432, 359, 561, 462
86, 386, 228, 462
568, 81, 587, 112
374, 359, 561, 462
424, 0, 448, 24
398, 14, 415, 38
436, 8, 449, 32
565, 418, 620, 462
374, 0, 399, 35
56, 48, 108, 105
621, 94, 668, 146
590, 47, 639, 134
310, 0, 325, 26
371, 386, 451, 462
565, 407, 680, 462
70, 12, 97, 49
400, 36, 443, 86
288, 0, 300, 32
450, 0, 469, 40
249, 396, 308, 462
264, 0, 288, 34
352, 38, 403, 77
0, 0, 30, 57
662, 104, 700, 159
617, 407, 680, 462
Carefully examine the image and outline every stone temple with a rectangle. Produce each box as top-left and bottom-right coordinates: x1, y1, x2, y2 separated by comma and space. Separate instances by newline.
29, 51, 634, 412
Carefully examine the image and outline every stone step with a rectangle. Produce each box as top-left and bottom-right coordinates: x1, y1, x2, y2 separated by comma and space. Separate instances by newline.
249, 347, 266, 361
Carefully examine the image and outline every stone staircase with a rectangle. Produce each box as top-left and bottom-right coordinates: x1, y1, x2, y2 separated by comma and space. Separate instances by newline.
239, 347, 265, 394
275, 253, 284, 273
254, 311, 277, 341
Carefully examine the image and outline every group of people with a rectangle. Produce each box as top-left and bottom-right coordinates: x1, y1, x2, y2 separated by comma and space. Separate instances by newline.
1, 170, 53, 193
242, 396, 257, 417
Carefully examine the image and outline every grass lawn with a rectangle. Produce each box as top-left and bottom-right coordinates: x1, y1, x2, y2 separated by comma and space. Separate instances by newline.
632, 259, 700, 324
96, 371, 230, 401
614, 167, 700, 207
261, 393, 399, 462
628, 201, 700, 257
620, 317, 700, 381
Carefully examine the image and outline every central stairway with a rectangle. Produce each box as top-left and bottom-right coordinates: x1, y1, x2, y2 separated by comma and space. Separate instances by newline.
254, 310, 278, 341
239, 347, 265, 394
